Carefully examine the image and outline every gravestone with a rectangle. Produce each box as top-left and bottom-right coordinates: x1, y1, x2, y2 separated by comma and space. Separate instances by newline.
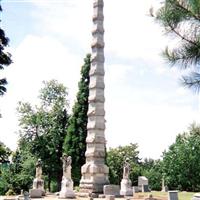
120, 159, 133, 196
30, 159, 45, 198
24, 191, 29, 200
103, 185, 120, 197
59, 155, 75, 198
168, 191, 178, 200
138, 176, 150, 192
132, 186, 139, 193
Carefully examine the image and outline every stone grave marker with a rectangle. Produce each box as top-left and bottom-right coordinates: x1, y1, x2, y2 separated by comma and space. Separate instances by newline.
138, 176, 150, 192
104, 185, 120, 197
168, 191, 178, 200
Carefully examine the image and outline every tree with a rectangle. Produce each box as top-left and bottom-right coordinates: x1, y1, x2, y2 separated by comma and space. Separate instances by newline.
0, 4, 12, 96
106, 143, 141, 185
162, 123, 200, 191
0, 141, 11, 164
17, 80, 69, 191
63, 54, 91, 185
0, 142, 11, 195
141, 158, 163, 190
155, 0, 200, 91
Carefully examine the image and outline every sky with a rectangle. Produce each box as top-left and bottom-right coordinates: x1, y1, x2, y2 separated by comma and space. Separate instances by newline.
0, 0, 200, 160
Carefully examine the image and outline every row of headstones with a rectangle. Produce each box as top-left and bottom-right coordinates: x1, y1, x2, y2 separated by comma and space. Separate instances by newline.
103, 191, 178, 200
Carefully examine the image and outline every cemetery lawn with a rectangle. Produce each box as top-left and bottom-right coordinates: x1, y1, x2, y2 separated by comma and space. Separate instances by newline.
139, 191, 195, 200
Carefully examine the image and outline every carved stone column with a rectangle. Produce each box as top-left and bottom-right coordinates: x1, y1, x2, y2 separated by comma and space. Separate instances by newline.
79, 0, 109, 194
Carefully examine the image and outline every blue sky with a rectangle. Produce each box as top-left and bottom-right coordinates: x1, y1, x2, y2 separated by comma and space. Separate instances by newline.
0, 0, 199, 159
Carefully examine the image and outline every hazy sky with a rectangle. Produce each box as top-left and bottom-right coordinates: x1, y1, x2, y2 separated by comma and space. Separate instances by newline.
0, 0, 199, 159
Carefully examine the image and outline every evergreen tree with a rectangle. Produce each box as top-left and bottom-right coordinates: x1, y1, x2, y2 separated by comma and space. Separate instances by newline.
0, 5, 12, 96
162, 123, 200, 191
155, 0, 200, 91
64, 54, 91, 185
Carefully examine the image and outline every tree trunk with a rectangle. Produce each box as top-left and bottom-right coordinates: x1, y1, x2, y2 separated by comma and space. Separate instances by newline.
48, 173, 51, 192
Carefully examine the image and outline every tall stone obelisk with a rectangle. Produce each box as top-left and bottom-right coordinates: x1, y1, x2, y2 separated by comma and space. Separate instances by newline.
79, 0, 109, 194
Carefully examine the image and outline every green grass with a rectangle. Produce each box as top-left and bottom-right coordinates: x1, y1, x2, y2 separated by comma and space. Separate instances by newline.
138, 191, 195, 200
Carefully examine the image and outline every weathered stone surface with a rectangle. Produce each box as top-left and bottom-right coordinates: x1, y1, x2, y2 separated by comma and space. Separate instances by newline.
105, 195, 115, 200
93, 0, 104, 7
120, 179, 133, 196
29, 189, 42, 198
87, 116, 105, 130
59, 188, 75, 199
104, 185, 120, 196
132, 186, 139, 193
88, 102, 105, 116
138, 176, 148, 186
86, 134, 106, 144
138, 176, 149, 192
168, 191, 178, 200
89, 75, 105, 89
90, 63, 105, 76
79, 0, 109, 194
92, 24, 104, 34
59, 156, 75, 199
88, 89, 105, 103
91, 51, 105, 63
142, 185, 150, 192
24, 191, 29, 200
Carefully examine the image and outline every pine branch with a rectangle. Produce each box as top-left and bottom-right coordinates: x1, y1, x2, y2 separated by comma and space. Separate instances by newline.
182, 72, 200, 92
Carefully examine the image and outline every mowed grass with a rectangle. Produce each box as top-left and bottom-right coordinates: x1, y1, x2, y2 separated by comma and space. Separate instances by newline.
137, 191, 195, 200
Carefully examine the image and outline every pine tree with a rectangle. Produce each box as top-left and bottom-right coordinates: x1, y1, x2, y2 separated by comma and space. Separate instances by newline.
63, 54, 91, 185
155, 0, 200, 92
0, 5, 12, 96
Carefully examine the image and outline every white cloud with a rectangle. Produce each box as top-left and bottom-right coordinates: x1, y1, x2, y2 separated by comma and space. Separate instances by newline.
0, 35, 83, 149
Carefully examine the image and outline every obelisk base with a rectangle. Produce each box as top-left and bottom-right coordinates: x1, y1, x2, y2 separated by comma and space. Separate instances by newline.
79, 162, 109, 194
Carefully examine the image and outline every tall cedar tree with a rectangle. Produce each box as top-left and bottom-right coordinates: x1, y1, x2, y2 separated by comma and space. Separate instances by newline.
155, 0, 200, 92
64, 54, 91, 185
0, 5, 12, 96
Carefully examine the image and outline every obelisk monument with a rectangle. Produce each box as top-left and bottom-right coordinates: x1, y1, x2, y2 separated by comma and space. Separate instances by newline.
79, 0, 109, 194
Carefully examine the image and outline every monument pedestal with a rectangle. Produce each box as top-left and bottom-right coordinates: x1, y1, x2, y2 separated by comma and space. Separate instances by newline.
120, 179, 133, 196
59, 177, 75, 199
30, 178, 45, 198
79, 162, 109, 194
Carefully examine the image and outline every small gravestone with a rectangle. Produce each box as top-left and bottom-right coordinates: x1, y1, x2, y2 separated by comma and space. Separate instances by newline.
24, 191, 29, 200
104, 185, 120, 197
192, 193, 200, 200
30, 189, 42, 198
132, 186, 139, 193
138, 176, 150, 192
168, 191, 178, 200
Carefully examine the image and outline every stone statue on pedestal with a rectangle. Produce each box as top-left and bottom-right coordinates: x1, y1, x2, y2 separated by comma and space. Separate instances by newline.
123, 158, 130, 179
120, 158, 133, 196
35, 159, 42, 179
30, 159, 45, 198
59, 154, 75, 199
